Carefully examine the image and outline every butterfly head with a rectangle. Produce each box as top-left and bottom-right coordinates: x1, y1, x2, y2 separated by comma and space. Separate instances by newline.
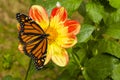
43, 34, 49, 38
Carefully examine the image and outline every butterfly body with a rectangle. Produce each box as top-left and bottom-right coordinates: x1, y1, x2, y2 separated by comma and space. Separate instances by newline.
16, 13, 49, 70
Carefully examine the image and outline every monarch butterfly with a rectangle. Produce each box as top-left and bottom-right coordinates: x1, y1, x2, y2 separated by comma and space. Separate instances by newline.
16, 13, 49, 70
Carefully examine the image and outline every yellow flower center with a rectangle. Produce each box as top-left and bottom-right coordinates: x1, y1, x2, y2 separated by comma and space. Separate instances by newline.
46, 27, 58, 44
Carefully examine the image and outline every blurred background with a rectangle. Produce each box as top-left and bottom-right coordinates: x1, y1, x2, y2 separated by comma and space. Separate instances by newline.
0, 0, 31, 80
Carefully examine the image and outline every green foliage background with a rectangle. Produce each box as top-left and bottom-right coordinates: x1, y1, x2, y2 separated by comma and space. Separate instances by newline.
0, 0, 120, 80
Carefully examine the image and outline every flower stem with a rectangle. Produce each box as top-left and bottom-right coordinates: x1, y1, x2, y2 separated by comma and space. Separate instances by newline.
72, 53, 82, 69
25, 59, 32, 80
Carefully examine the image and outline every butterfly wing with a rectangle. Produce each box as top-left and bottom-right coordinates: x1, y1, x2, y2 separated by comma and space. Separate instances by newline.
16, 13, 48, 69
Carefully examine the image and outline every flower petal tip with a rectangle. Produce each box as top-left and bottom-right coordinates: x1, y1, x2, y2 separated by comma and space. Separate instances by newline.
52, 49, 69, 67
18, 43, 24, 53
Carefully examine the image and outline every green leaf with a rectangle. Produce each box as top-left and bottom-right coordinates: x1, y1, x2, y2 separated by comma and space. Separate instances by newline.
57, 59, 81, 80
105, 23, 120, 39
77, 24, 95, 43
30, 0, 82, 16
86, 2, 104, 24
109, 0, 120, 9
83, 54, 117, 80
103, 9, 120, 25
67, 48, 72, 54
109, 9, 120, 23
60, 0, 82, 16
75, 48, 87, 65
96, 39, 120, 58
112, 63, 120, 80
72, 43, 88, 65
57, 68, 78, 80
78, 1, 86, 17
70, 43, 88, 67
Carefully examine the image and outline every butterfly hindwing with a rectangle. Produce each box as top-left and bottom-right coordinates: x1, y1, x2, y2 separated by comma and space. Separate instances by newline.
16, 13, 48, 69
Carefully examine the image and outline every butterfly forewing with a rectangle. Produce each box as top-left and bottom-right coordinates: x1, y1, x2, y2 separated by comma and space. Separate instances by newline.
16, 13, 48, 69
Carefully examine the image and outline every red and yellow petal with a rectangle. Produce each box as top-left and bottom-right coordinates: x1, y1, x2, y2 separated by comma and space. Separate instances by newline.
64, 20, 80, 35
50, 7, 67, 22
46, 43, 69, 66
52, 49, 69, 67
44, 44, 52, 65
17, 24, 20, 31
29, 5, 49, 29
61, 35, 77, 48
